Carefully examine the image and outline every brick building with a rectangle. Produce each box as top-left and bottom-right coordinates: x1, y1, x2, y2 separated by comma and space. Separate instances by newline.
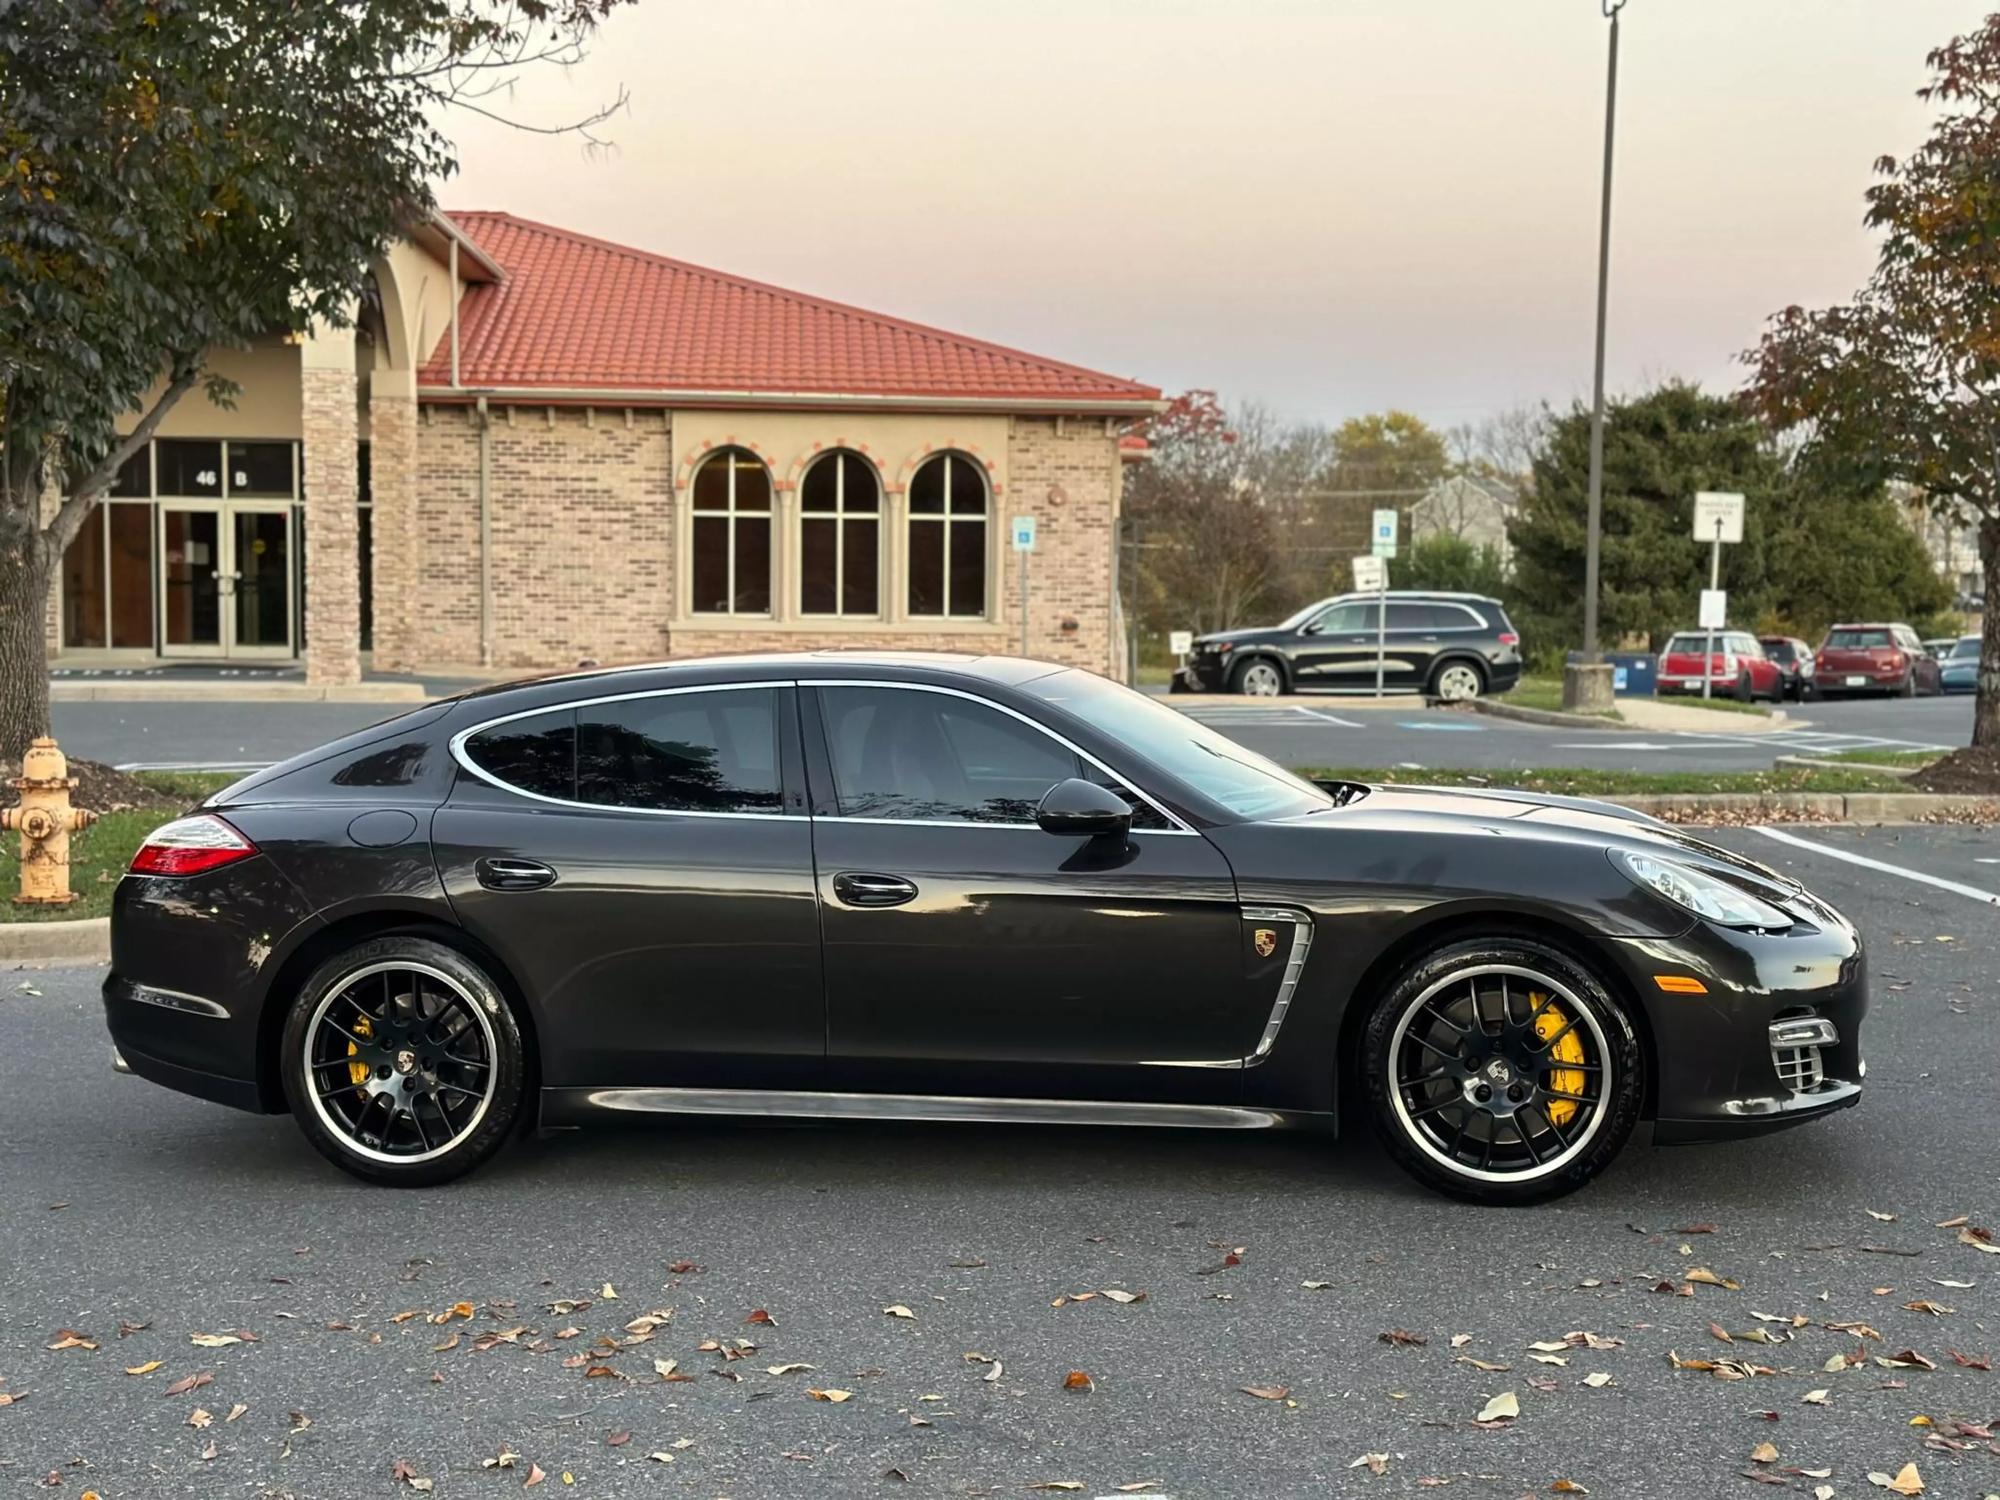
53, 212, 1160, 682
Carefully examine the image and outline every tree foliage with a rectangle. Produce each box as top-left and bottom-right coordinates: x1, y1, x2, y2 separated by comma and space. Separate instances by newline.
1742, 15, 2000, 744
0, 0, 626, 760
1396, 533, 1510, 599
1508, 382, 1948, 667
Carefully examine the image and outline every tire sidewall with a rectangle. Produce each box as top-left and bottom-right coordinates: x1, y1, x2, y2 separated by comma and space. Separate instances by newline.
1359, 936, 1643, 1205
279, 935, 527, 1186
1232, 657, 1285, 696
1430, 659, 1485, 701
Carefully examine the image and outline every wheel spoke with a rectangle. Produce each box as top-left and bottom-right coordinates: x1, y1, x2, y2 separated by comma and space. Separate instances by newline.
1407, 1095, 1461, 1122
1532, 1012, 1582, 1053
1410, 1032, 1459, 1063
1513, 1114, 1544, 1168
1537, 1104, 1572, 1154
1542, 1087, 1597, 1105
409, 1098, 434, 1154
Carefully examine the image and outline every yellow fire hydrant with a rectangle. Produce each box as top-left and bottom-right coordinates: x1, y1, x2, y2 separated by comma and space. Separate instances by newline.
4, 736, 97, 906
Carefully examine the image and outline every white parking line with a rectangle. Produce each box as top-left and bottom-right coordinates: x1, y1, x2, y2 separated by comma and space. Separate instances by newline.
1297, 707, 1362, 727
1750, 826, 2000, 908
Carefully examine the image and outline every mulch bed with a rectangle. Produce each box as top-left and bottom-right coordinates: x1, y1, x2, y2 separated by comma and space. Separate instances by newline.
2, 757, 179, 814
1906, 745, 2000, 796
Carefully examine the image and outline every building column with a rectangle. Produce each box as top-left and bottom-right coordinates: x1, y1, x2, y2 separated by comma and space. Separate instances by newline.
301, 320, 361, 685
367, 369, 419, 672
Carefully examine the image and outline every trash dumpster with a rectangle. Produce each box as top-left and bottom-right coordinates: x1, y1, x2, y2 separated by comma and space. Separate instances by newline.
1563, 650, 1657, 697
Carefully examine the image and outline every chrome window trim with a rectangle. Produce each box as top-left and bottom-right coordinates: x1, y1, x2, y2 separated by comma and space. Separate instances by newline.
448, 679, 797, 821
810, 678, 1199, 835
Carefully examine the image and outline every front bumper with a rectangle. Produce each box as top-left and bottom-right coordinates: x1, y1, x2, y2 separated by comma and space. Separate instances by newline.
1175, 653, 1232, 692
1604, 890, 1866, 1144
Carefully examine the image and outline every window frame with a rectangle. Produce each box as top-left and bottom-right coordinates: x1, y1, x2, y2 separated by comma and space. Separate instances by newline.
802, 679, 1195, 835
905, 452, 991, 620
688, 447, 775, 617
797, 449, 884, 619
449, 681, 802, 820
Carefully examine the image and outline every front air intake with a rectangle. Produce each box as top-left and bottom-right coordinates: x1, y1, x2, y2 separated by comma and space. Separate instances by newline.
1769, 1013, 1838, 1094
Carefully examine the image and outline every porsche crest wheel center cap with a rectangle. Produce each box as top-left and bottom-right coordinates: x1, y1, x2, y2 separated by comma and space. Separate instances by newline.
394, 1048, 418, 1076
1483, 1058, 1513, 1086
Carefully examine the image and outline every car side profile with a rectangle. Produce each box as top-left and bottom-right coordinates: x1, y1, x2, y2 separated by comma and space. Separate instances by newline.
106, 653, 1863, 1204
1940, 635, 1979, 694
1174, 591, 1522, 700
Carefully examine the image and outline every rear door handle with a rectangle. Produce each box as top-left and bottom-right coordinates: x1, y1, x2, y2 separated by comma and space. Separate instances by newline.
477, 856, 557, 892
832, 871, 918, 908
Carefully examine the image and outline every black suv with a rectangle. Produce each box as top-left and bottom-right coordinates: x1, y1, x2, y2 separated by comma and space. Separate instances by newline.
1173, 591, 1522, 700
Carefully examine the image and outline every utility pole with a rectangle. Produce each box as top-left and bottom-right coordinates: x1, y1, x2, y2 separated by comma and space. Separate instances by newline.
1568, 0, 1625, 711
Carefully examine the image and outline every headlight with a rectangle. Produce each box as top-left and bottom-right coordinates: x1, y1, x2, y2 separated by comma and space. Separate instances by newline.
1614, 851, 1793, 930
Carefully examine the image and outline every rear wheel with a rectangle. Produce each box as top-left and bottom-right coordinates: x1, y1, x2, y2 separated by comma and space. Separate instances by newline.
1898, 671, 1917, 698
280, 936, 527, 1186
1429, 659, 1486, 702
1360, 938, 1643, 1204
1231, 657, 1285, 697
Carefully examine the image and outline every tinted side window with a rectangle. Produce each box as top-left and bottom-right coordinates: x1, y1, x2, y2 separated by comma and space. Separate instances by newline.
1385, 603, 1434, 630
821, 687, 1081, 823
576, 689, 783, 814
1313, 603, 1370, 633
464, 709, 576, 799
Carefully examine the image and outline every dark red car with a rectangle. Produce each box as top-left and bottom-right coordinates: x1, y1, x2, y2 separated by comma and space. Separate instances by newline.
1813, 623, 1941, 698
1656, 630, 1784, 701
1758, 636, 1816, 701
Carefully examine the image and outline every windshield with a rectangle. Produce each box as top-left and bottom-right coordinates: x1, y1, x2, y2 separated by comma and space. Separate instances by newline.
1025, 670, 1333, 821
1824, 628, 1891, 649
1275, 596, 1337, 631
1950, 637, 1980, 660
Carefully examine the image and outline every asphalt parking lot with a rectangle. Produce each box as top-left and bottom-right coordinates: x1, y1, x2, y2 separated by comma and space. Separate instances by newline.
50, 689, 1974, 779
4, 825, 1995, 1498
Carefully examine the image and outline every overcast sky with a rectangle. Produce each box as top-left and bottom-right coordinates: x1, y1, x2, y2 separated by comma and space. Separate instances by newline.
446, 0, 1985, 428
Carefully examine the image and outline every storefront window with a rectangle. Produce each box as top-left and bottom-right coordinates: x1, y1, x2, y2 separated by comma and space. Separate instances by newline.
155, 439, 223, 497
226, 441, 295, 498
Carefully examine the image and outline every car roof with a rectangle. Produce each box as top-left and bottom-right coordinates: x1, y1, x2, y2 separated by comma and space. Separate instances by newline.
1824, 622, 1905, 630
447, 649, 1072, 707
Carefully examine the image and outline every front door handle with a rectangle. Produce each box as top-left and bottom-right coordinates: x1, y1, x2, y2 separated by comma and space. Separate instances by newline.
477, 856, 557, 892
832, 871, 918, 908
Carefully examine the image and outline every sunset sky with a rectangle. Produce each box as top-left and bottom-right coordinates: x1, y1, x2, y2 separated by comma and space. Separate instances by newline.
446, 1, 1985, 427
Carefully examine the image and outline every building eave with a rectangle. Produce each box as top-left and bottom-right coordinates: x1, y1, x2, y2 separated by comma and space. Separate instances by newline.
415, 384, 1166, 416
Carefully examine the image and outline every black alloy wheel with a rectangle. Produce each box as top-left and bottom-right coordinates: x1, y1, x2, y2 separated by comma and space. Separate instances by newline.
280, 936, 526, 1186
1360, 938, 1643, 1204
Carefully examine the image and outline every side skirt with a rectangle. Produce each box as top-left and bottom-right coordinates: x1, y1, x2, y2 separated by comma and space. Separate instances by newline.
539, 1086, 1328, 1133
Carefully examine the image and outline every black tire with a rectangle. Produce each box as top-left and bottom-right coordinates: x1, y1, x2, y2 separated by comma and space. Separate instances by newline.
1427, 658, 1487, 702
1359, 937, 1644, 1205
1230, 656, 1286, 697
279, 935, 527, 1186
1898, 671, 1917, 698
1735, 670, 1754, 703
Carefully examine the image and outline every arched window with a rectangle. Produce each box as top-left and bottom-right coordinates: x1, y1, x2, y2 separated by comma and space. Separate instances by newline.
799, 451, 880, 616
906, 453, 987, 617
689, 448, 771, 615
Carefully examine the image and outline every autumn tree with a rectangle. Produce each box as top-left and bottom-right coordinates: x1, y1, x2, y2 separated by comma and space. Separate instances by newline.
0, 0, 627, 762
1744, 16, 2000, 745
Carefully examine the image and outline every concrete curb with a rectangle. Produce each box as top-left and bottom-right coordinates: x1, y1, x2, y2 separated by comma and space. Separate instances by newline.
1773, 754, 1921, 780
0, 916, 109, 964
1466, 699, 1622, 730
1611, 791, 1999, 824
51, 682, 426, 704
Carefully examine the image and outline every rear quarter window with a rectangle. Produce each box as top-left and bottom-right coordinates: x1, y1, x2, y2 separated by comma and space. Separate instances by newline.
462, 709, 577, 800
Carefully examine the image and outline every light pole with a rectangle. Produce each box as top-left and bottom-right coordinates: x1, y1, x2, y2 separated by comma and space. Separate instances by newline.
1576, 0, 1624, 687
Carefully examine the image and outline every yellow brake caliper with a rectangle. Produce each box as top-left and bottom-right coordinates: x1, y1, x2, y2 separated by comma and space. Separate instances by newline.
1533, 996, 1586, 1125
347, 1013, 372, 1086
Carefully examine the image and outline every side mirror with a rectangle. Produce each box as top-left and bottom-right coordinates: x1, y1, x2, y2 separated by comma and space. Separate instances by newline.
1035, 778, 1133, 838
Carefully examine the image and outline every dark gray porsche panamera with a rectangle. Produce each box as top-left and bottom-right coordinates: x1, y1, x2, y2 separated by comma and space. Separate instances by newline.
105, 652, 1864, 1202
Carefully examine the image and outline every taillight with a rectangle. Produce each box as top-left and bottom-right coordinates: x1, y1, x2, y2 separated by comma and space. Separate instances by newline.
1498, 631, 1520, 646
129, 814, 257, 876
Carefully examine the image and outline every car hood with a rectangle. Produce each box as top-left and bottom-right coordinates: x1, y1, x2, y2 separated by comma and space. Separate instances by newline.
1297, 781, 1797, 888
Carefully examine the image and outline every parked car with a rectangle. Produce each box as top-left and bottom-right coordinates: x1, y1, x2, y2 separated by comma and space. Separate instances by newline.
105, 652, 1864, 1204
1656, 630, 1784, 702
1175, 591, 1522, 701
1922, 637, 1958, 662
1813, 623, 1941, 698
1758, 635, 1816, 701
1941, 635, 1980, 694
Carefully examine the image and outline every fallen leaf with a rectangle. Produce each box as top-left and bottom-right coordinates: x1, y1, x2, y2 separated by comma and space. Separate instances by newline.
1552, 1484, 1589, 1496
1116, 1484, 1162, 1494
744, 1308, 776, 1326
1458, 1356, 1510, 1373
1349, 1454, 1390, 1475
1450, 1333, 1473, 1347
225, 1403, 247, 1423
1026, 1485, 1084, 1493
1685, 1268, 1740, 1289
1905, 1300, 1953, 1316
1947, 1349, 1991, 1370
646, 1452, 675, 1464
186, 1407, 212, 1429
765, 1362, 814, 1376
1750, 1442, 1778, 1463
807, 1388, 854, 1402
1240, 1383, 1290, 1401
163, 1371, 212, 1396
1803, 1389, 1831, 1405
1868, 1210, 1898, 1222
1529, 1340, 1570, 1353
1476, 1391, 1519, 1422
1302, 1280, 1334, 1291
1582, 1372, 1613, 1388
1099, 1289, 1145, 1304
45, 1331, 97, 1351
883, 1304, 917, 1320
124, 1361, 162, 1375
1867, 1463, 1923, 1495
606, 1430, 630, 1447
1380, 1329, 1427, 1347
599, 1283, 619, 1300
1531, 1354, 1568, 1366
1064, 1371, 1095, 1392
1958, 1229, 2000, 1255
524, 1462, 546, 1487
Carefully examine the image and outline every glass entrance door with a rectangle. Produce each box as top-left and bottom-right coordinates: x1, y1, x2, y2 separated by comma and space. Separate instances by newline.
159, 504, 295, 658
160, 506, 224, 656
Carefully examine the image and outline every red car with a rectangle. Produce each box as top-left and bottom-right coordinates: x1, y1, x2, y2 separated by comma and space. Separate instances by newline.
1656, 629, 1784, 701
1758, 635, 1816, 701
1814, 622, 1942, 698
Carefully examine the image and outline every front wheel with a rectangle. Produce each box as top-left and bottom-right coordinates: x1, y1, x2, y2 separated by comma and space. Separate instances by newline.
1231, 657, 1285, 697
1429, 660, 1486, 702
280, 936, 527, 1186
1360, 938, 1643, 1204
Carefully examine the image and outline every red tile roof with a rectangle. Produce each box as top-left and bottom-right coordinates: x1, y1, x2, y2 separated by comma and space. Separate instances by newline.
418, 212, 1159, 406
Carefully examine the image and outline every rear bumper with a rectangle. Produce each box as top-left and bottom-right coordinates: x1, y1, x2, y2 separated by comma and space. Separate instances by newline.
104, 1002, 265, 1114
